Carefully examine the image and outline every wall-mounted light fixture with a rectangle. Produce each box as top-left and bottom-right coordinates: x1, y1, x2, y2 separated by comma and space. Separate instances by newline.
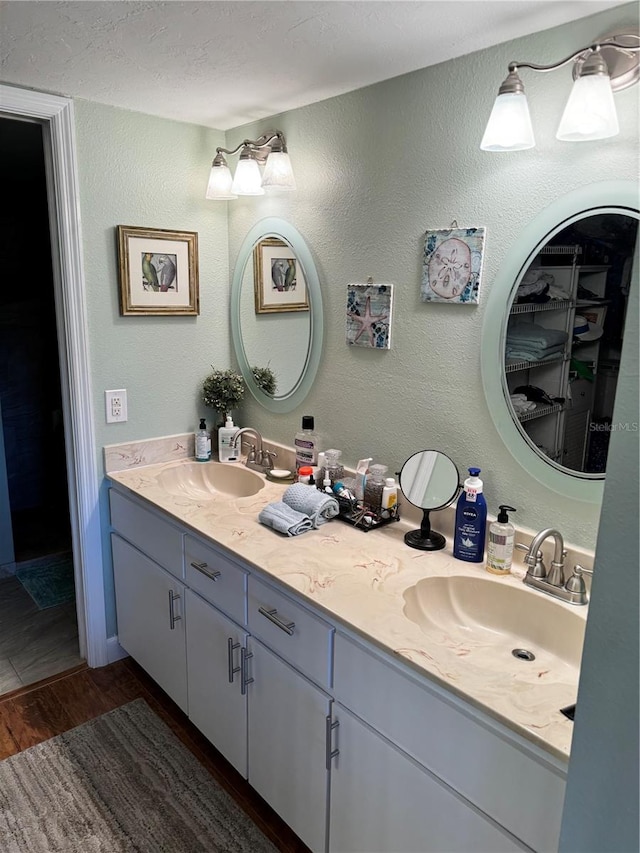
206, 130, 296, 199
481, 31, 639, 152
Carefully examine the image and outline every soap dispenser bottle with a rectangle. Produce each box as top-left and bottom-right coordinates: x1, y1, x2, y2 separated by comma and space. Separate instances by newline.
218, 415, 239, 463
195, 418, 211, 462
486, 505, 517, 575
453, 468, 487, 563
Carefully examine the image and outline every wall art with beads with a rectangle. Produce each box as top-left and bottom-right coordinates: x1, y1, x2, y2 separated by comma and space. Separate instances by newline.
346, 282, 394, 349
421, 226, 486, 304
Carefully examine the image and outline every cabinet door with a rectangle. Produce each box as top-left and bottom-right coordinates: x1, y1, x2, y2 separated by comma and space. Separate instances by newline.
330, 706, 526, 853
248, 639, 330, 853
186, 589, 248, 776
112, 534, 187, 711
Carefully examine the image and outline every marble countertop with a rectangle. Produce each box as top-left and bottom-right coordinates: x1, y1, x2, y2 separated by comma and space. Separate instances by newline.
107, 457, 586, 762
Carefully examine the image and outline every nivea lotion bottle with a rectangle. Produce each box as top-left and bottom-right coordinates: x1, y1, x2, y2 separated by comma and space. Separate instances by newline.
453, 468, 487, 563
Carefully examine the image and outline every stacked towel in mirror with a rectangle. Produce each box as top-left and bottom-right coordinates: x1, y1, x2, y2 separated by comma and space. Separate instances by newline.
515, 269, 572, 304
506, 322, 568, 363
258, 483, 340, 536
510, 394, 536, 414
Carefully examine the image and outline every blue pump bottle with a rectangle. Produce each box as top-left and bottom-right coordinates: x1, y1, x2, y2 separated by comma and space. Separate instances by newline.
453, 468, 487, 563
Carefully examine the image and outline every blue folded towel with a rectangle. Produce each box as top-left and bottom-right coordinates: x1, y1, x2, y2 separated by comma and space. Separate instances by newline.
505, 343, 565, 362
258, 501, 314, 536
282, 483, 340, 527
506, 322, 568, 349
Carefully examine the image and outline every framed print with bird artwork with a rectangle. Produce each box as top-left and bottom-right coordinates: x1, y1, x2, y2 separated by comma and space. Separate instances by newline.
117, 225, 199, 315
253, 237, 309, 313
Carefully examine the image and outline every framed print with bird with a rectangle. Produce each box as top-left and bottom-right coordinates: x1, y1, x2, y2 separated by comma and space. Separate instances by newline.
117, 225, 199, 315
253, 237, 309, 314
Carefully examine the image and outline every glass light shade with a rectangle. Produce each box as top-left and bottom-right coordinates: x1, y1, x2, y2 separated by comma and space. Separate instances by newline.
261, 151, 297, 191
556, 74, 619, 141
231, 157, 265, 196
205, 163, 237, 200
480, 92, 535, 152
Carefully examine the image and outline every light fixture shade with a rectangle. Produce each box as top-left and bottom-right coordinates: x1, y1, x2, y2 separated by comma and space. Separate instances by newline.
261, 151, 297, 191
205, 163, 237, 200
556, 73, 619, 141
231, 157, 265, 196
480, 92, 535, 151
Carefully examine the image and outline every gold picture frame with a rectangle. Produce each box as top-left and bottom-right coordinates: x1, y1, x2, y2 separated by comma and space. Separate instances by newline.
117, 225, 199, 315
253, 238, 309, 314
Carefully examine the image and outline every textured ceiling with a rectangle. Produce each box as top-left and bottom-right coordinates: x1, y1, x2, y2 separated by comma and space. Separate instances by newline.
0, 1, 628, 129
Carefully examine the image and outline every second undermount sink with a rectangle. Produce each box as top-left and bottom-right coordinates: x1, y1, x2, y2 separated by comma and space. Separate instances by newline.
403, 575, 586, 673
158, 461, 265, 499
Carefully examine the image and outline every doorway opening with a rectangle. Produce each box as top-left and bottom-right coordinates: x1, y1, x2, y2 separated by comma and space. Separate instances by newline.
0, 116, 83, 694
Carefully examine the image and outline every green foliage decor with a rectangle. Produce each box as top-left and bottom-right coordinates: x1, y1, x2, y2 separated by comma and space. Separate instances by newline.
252, 365, 276, 396
202, 369, 245, 418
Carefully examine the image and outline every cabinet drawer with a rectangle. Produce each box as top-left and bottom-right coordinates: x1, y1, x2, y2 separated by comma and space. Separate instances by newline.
247, 576, 333, 689
334, 632, 566, 853
185, 535, 246, 625
110, 489, 183, 579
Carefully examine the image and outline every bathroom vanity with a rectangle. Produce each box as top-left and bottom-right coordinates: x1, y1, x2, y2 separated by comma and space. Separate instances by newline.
108, 458, 587, 853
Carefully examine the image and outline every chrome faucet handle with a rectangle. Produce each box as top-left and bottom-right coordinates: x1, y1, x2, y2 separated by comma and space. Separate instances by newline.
515, 543, 546, 578
242, 442, 257, 462
564, 564, 593, 604
260, 449, 277, 471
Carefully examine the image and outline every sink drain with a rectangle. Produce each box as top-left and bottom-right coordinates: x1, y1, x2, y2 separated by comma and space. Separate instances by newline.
512, 648, 536, 661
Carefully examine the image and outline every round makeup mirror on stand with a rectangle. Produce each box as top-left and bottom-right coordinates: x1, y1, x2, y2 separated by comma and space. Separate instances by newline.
399, 450, 460, 551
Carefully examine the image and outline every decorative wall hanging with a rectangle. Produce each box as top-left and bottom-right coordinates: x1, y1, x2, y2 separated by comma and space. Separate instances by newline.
253, 237, 309, 313
117, 225, 199, 316
346, 279, 393, 349
421, 225, 486, 304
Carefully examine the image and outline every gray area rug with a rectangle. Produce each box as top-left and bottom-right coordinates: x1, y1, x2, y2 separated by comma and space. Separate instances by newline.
0, 699, 277, 852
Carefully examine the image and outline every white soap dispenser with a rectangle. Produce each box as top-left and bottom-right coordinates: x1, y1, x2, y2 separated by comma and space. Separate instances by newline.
218, 415, 239, 463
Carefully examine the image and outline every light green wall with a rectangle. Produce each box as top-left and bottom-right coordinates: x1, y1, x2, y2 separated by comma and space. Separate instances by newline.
226, 3, 639, 551
74, 101, 230, 633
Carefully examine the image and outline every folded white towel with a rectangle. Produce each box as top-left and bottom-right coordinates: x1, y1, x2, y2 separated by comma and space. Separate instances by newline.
258, 501, 314, 536
282, 483, 340, 527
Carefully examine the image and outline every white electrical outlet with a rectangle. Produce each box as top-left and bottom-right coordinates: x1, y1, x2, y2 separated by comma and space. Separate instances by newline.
105, 389, 128, 423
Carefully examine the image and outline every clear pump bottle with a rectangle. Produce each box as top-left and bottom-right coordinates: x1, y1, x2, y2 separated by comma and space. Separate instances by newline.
486, 505, 517, 575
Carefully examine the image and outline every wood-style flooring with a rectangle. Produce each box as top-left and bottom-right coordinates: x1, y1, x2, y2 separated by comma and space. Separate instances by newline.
0, 658, 311, 853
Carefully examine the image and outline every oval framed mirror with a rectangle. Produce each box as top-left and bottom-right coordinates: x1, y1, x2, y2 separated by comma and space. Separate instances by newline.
399, 450, 460, 551
231, 218, 323, 413
481, 181, 638, 502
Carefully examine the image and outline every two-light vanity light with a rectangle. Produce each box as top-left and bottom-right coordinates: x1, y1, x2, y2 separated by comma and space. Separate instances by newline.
206, 130, 296, 200
481, 31, 639, 151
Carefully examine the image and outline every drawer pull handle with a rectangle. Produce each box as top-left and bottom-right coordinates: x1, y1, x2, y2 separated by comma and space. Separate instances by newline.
227, 638, 241, 684
168, 590, 181, 630
258, 606, 295, 636
191, 561, 221, 581
240, 647, 254, 695
325, 715, 340, 770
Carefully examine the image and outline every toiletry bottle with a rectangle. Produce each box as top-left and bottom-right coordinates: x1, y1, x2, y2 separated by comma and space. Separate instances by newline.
295, 415, 319, 471
355, 458, 373, 502
486, 505, 517, 575
324, 449, 345, 486
364, 464, 387, 511
298, 466, 313, 485
218, 415, 239, 463
381, 477, 398, 518
453, 468, 487, 563
195, 418, 211, 462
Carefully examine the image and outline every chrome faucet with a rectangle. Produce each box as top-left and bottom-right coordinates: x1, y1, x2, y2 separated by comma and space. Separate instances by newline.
231, 428, 277, 474
516, 528, 591, 605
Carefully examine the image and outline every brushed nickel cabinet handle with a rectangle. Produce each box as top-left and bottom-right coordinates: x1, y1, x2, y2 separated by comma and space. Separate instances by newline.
240, 646, 254, 696
258, 606, 295, 636
325, 714, 339, 770
227, 637, 241, 683
190, 561, 221, 581
168, 590, 181, 630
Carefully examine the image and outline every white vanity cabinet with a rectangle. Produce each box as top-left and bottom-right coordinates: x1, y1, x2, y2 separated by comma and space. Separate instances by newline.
330, 704, 525, 853
112, 534, 188, 711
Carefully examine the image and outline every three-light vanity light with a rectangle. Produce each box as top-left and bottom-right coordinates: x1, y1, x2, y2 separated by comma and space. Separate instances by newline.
481, 30, 639, 151
206, 130, 296, 200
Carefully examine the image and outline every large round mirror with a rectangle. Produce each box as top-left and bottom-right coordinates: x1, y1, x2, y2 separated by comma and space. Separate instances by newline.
231, 218, 323, 413
482, 181, 639, 502
399, 450, 460, 551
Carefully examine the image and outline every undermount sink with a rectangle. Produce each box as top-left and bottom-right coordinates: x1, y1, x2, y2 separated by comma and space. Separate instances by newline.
403, 575, 585, 674
158, 461, 265, 499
